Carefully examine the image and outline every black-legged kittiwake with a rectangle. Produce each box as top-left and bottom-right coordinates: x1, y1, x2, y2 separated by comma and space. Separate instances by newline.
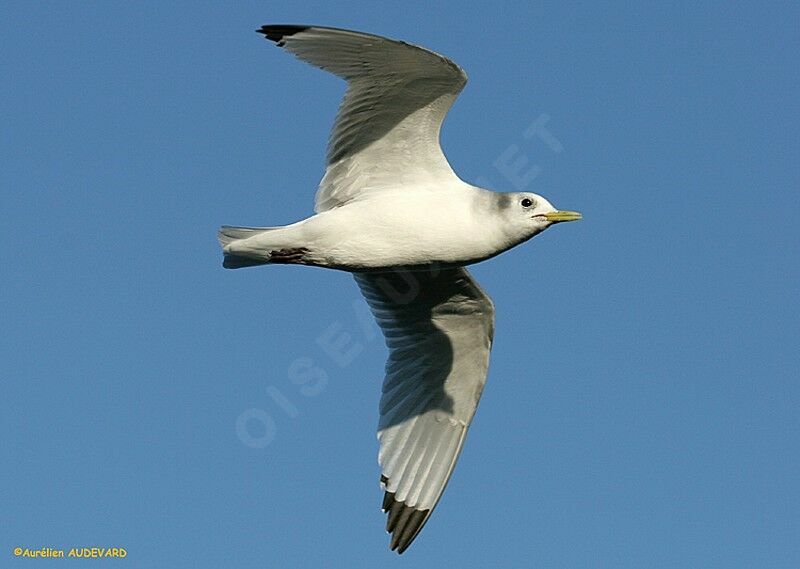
218, 24, 582, 554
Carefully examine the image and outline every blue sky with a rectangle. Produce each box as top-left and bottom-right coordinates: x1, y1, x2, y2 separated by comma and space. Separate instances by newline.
2, 1, 798, 567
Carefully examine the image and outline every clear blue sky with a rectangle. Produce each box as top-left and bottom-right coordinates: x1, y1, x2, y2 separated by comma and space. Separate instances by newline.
2, 2, 798, 567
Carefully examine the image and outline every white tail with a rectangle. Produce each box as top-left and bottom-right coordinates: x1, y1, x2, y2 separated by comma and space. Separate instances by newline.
218, 225, 274, 269
217, 225, 271, 247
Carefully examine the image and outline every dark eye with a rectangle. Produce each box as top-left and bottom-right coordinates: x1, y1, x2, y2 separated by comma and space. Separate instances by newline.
521, 198, 533, 208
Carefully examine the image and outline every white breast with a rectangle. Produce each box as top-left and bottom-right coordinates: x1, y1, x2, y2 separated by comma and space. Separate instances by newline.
299, 188, 509, 270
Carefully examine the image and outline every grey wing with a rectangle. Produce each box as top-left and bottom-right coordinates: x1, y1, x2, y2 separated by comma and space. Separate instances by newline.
354, 267, 495, 553
258, 25, 468, 211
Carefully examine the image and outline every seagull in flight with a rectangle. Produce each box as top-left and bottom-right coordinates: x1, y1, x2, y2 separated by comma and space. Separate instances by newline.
219, 24, 581, 553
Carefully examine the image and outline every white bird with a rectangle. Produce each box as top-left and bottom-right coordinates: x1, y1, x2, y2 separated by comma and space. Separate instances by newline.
219, 24, 581, 553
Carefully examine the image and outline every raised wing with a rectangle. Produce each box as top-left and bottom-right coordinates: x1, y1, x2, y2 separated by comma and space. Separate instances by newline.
354, 267, 494, 553
258, 25, 468, 211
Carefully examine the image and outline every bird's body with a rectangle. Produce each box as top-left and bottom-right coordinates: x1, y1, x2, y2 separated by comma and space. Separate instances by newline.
222, 185, 541, 271
219, 24, 581, 553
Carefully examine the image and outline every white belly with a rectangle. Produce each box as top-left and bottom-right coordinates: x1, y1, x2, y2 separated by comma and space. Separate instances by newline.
299, 191, 508, 270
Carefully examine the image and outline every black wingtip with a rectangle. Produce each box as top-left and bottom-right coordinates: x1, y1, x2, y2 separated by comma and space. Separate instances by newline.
256, 24, 309, 44
380, 479, 431, 554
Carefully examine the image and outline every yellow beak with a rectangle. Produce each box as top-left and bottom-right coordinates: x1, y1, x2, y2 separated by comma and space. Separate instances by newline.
543, 210, 582, 223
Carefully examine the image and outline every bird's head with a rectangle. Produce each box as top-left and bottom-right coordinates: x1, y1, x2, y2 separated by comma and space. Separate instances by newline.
498, 192, 582, 239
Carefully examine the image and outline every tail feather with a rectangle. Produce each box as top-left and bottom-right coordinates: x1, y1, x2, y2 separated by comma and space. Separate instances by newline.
222, 254, 269, 269
218, 225, 270, 247
218, 225, 274, 269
